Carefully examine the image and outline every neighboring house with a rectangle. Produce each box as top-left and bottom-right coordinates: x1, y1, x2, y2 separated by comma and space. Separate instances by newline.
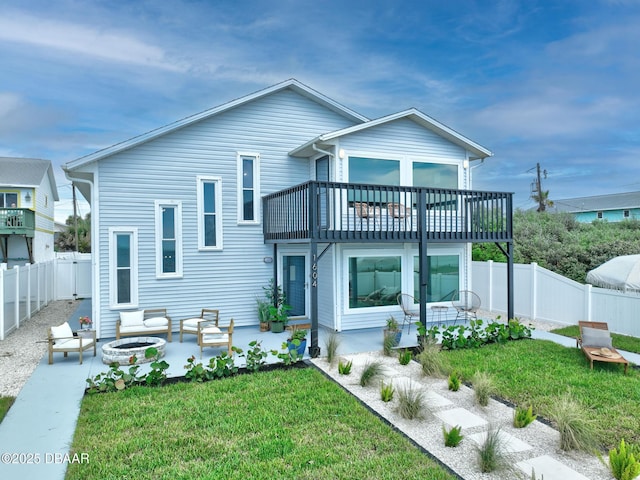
0, 157, 59, 266
551, 191, 640, 222
63, 79, 513, 353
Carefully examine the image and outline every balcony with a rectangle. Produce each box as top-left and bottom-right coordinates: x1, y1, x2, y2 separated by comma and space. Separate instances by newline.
263, 181, 512, 244
0, 208, 35, 237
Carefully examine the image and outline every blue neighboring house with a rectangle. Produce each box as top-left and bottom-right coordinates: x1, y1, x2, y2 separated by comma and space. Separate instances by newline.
63, 79, 514, 355
551, 191, 640, 222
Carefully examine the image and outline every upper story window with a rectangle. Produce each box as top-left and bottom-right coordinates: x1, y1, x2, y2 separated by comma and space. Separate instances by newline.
155, 201, 183, 278
197, 176, 223, 250
412, 162, 458, 189
0, 192, 19, 208
237, 153, 260, 224
109, 227, 138, 308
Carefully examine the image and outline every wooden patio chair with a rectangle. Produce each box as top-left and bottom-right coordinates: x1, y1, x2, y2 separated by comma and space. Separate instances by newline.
397, 293, 419, 333
451, 290, 481, 323
577, 321, 629, 374
180, 308, 219, 342
48, 322, 96, 365
199, 318, 234, 358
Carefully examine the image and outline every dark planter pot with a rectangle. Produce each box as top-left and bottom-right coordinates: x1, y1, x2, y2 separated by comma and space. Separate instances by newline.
270, 321, 285, 333
287, 338, 307, 356
384, 329, 402, 347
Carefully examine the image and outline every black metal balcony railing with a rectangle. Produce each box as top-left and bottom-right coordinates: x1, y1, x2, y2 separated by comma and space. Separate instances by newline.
263, 181, 512, 243
0, 208, 36, 236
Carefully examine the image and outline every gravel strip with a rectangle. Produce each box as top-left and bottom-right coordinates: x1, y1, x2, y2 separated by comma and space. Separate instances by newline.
311, 351, 612, 480
0, 300, 79, 397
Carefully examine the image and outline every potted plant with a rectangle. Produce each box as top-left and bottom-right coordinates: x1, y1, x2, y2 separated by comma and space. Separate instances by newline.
268, 303, 290, 333
79, 315, 92, 330
287, 326, 307, 356
257, 298, 271, 332
384, 315, 402, 347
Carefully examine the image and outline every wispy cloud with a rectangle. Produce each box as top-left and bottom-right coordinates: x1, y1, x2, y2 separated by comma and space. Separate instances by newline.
0, 10, 184, 71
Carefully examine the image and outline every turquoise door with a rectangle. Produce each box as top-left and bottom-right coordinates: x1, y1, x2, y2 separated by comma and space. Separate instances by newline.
282, 255, 307, 317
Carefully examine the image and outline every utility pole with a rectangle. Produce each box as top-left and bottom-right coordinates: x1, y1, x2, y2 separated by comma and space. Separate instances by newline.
530, 163, 550, 212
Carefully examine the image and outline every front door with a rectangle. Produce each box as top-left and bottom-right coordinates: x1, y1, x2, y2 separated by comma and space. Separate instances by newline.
282, 255, 307, 317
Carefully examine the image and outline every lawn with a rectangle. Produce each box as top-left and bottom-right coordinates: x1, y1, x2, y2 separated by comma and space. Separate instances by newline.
551, 325, 640, 354
66, 367, 454, 480
443, 339, 640, 449
0, 396, 15, 423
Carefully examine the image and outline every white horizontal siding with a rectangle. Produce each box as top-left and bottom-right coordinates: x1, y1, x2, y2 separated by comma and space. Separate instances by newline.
95, 88, 357, 337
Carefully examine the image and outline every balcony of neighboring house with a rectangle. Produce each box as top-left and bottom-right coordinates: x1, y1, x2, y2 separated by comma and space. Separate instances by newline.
0, 208, 35, 236
263, 181, 513, 244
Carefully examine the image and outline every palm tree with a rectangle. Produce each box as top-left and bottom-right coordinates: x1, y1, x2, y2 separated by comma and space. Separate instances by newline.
531, 190, 554, 212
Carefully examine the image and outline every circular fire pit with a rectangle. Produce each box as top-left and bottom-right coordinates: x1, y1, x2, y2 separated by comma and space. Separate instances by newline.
102, 337, 167, 365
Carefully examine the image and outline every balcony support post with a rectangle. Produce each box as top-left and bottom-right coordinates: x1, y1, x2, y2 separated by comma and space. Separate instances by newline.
507, 240, 514, 320
417, 192, 429, 328
308, 182, 321, 358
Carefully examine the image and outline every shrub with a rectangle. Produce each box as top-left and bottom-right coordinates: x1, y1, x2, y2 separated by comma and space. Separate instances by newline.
380, 382, 395, 402
448, 371, 461, 391
513, 405, 537, 428
609, 438, 640, 480
398, 349, 412, 365
359, 361, 384, 387
325, 332, 341, 366
476, 426, 506, 473
547, 393, 599, 452
395, 385, 426, 420
245, 340, 268, 373
383, 331, 397, 356
416, 341, 449, 378
443, 425, 464, 447
338, 359, 353, 375
472, 371, 495, 407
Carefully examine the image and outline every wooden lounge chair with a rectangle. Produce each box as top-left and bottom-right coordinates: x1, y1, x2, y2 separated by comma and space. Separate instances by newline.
199, 318, 234, 358
48, 322, 96, 365
577, 321, 629, 374
180, 308, 219, 342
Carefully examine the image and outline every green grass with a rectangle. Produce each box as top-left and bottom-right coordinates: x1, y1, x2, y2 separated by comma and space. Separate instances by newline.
66, 367, 454, 480
443, 339, 640, 450
551, 325, 640, 354
0, 396, 15, 423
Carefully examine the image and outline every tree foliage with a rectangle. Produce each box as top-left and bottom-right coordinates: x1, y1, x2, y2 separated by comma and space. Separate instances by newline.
472, 210, 640, 283
55, 213, 91, 253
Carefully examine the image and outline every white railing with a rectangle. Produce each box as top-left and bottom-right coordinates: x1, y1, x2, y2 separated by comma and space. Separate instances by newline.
473, 260, 640, 337
0, 255, 92, 340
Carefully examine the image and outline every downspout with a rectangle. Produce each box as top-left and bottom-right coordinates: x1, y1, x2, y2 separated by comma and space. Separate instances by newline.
63, 169, 99, 338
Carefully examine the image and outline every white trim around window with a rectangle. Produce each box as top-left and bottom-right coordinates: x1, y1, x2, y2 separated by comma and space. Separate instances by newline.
109, 227, 139, 309
237, 152, 260, 224
197, 176, 223, 251
155, 200, 183, 278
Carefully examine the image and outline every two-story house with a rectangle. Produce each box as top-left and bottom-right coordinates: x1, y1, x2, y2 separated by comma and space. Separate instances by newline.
63, 79, 514, 355
0, 157, 59, 267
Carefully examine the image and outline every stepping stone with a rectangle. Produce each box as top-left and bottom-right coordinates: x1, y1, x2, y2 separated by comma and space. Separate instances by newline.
434, 407, 487, 429
467, 430, 532, 453
516, 455, 591, 480
424, 390, 453, 408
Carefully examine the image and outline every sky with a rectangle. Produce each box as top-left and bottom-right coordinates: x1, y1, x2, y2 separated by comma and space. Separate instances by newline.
1, 0, 639, 223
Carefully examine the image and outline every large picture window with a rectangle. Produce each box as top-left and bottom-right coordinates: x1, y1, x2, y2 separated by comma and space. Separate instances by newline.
109, 228, 138, 308
413, 255, 459, 302
197, 176, 223, 250
348, 256, 401, 308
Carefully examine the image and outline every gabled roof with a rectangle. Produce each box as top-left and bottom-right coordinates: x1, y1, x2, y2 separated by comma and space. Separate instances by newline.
64, 79, 368, 170
0, 157, 59, 200
552, 191, 640, 213
290, 108, 493, 159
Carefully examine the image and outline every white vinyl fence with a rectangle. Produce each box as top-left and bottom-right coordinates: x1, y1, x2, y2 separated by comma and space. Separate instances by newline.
473, 260, 640, 337
0, 254, 92, 340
